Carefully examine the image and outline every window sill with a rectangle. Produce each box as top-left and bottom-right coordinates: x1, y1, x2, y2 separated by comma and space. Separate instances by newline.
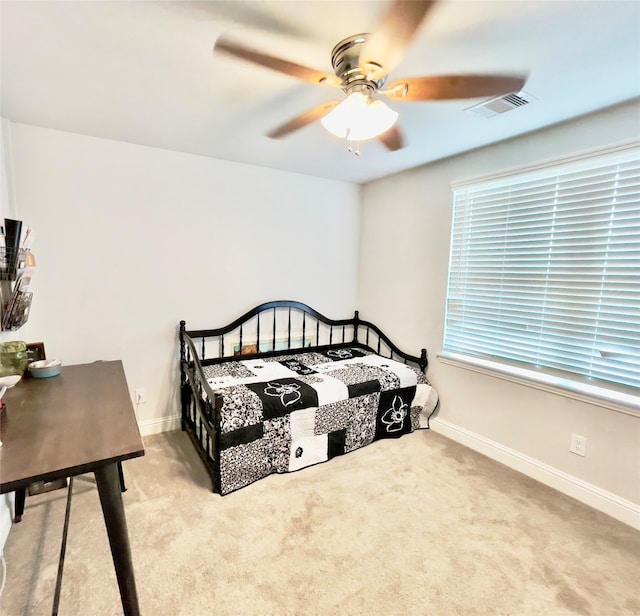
437, 352, 640, 417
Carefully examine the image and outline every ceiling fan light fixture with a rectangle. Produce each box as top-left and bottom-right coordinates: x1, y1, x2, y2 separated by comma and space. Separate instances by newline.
321, 91, 398, 141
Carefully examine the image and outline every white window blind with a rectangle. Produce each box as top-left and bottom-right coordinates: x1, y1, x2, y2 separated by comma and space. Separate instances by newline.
444, 146, 640, 397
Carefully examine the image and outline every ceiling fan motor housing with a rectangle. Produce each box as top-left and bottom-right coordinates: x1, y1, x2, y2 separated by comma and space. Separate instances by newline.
330, 34, 386, 96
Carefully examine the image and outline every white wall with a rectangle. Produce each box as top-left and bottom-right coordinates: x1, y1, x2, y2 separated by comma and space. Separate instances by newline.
6, 123, 360, 433
359, 100, 640, 525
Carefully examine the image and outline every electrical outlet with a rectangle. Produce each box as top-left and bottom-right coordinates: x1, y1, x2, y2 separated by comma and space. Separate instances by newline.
135, 388, 146, 404
570, 433, 587, 457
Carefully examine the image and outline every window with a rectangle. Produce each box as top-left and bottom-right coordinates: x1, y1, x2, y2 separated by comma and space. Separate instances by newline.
443, 145, 640, 411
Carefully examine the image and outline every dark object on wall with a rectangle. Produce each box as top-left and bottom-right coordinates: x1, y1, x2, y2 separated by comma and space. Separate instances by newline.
27, 342, 46, 364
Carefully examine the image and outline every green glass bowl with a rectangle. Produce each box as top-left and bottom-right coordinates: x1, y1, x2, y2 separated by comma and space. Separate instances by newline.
0, 341, 29, 377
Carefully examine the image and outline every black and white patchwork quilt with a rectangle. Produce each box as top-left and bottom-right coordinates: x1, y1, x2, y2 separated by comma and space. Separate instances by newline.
202, 347, 439, 495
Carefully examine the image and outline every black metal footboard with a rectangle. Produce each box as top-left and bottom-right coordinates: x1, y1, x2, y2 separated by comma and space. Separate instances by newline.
179, 300, 429, 493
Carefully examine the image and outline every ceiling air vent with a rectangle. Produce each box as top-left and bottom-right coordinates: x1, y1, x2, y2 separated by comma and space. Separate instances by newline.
465, 90, 536, 119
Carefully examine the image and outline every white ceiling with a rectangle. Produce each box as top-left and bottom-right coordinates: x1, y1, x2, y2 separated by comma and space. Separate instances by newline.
1, 1, 639, 184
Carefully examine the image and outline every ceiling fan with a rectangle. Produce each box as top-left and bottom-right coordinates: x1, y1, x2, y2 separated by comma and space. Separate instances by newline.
214, 0, 526, 153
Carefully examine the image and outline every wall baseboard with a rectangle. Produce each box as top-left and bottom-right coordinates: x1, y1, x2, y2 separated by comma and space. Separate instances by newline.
430, 417, 640, 530
139, 414, 181, 436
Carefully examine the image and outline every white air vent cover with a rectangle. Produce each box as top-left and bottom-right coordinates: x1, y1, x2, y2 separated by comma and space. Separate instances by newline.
465, 90, 536, 118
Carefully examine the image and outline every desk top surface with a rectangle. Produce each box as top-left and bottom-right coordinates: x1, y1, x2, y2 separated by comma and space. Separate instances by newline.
0, 360, 144, 493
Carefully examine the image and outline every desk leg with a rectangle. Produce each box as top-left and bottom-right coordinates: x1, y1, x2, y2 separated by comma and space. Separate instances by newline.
94, 463, 140, 616
14, 488, 26, 522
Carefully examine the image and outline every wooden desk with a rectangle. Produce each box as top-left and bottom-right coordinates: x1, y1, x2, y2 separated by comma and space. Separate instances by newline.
0, 360, 145, 615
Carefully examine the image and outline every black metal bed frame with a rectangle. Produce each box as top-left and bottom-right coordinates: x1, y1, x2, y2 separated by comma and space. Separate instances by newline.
179, 300, 428, 493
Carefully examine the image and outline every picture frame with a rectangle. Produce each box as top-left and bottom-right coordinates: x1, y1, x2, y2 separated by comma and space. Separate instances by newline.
27, 341, 46, 362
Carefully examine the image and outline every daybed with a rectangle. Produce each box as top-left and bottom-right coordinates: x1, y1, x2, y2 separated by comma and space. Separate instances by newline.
179, 301, 439, 495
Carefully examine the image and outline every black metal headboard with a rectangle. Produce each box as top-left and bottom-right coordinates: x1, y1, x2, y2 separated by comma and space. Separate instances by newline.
180, 300, 428, 373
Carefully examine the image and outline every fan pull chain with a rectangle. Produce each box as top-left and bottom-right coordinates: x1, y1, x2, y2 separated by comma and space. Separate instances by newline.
344, 130, 360, 156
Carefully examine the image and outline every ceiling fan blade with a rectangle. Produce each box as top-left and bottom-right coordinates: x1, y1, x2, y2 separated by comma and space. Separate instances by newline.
377, 125, 405, 151
267, 101, 340, 139
384, 75, 527, 102
360, 1, 436, 80
214, 36, 341, 87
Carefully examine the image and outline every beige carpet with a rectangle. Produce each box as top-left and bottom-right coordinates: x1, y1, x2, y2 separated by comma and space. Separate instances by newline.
1, 429, 638, 615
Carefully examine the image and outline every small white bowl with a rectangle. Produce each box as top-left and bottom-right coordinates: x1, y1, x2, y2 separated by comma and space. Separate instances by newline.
0, 374, 22, 388
28, 359, 62, 379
